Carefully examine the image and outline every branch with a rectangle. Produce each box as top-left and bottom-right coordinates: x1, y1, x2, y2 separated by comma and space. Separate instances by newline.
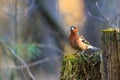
87, 11, 107, 22
7, 55, 61, 69
9, 47, 36, 80
111, 13, 120, 26
96, 2, 110, 22
0, 41, 63, 71
0, 40, 63, 55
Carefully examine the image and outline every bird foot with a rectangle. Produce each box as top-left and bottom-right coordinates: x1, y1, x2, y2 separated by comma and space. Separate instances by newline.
81, 51, 85, 55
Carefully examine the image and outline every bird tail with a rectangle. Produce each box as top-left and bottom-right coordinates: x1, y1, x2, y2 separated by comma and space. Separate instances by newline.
88, 45, 100, 50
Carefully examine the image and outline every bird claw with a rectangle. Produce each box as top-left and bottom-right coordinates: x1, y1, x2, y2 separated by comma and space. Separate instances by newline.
80, 51, 87, 60
81, 51, 85, 55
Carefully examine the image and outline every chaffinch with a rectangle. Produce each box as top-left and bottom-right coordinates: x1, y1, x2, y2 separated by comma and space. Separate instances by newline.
69, 26, 99, 54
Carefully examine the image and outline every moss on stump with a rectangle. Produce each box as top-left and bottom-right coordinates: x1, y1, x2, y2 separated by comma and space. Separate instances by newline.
60, 50, 102, 80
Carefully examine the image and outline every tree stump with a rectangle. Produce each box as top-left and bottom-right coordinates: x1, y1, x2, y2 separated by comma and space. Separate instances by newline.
101, 28, 120, 80
60, 51, 101, 80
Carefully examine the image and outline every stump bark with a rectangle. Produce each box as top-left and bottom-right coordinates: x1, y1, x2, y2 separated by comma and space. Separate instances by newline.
101, 28, 120, 80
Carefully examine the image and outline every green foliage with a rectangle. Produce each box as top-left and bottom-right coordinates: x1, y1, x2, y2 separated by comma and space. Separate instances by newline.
27, 43, 40, 60
9, 43, 41, 61
15, 43, 41, 60
60, 50, 101, 80
0, 41, 41, 61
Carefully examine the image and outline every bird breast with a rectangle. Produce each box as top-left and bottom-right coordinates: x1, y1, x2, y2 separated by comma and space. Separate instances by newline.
69, 35, 81, 50
69, 34, 88, 50
76, 38, 88, 50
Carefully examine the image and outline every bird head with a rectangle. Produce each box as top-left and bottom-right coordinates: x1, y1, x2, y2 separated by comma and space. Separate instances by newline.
70, 26, 79, 34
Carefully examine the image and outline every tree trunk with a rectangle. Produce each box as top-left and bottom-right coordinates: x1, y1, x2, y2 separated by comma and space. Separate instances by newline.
101, 28, 120, 80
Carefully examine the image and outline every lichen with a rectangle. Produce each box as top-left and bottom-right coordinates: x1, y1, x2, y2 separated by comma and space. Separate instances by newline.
101, 28, 116, 32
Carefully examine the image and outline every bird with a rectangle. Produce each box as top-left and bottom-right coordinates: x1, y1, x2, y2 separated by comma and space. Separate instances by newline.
69, 26, 100, 54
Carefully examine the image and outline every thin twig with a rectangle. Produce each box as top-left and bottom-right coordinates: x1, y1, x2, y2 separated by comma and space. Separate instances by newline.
87, 11, 107, 22
7, 55, 61, 69
21, 68, 27, 80
88, 2, 120, 28
0, 41, 63, 70
0, 40, 63, 54
9, 47, 36, 80
96, 2, 109, 22
111, 13, 120, 26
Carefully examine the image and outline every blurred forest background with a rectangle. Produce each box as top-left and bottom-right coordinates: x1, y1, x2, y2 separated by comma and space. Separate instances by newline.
0, 0, 120, 80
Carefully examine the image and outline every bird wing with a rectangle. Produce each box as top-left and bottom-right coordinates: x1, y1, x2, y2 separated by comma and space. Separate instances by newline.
79, 36, 90, 45
79, 35, 101, 51
76, 37, 88, 50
